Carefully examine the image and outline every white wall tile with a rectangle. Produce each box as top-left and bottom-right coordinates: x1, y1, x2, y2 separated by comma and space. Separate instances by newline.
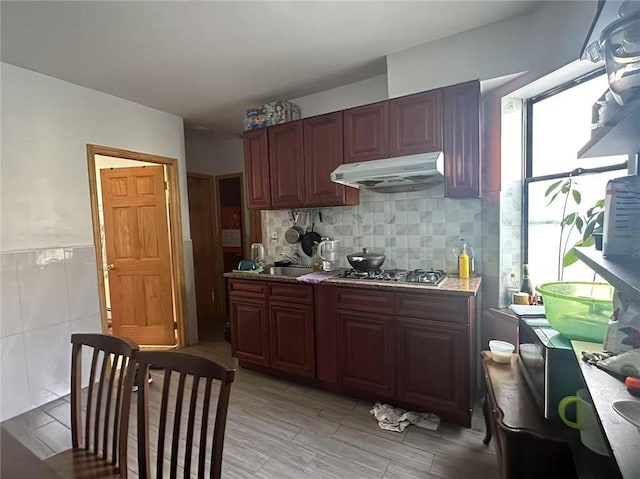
0, 334, 30, 420
24, 322, 71, 408
16, 249, 70, 331
64, 247, 100, 321
262, 187, 484, 279
1, 253, 23, 337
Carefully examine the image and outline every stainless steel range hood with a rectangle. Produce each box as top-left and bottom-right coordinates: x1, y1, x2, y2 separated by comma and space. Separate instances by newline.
330, 152, 444, 193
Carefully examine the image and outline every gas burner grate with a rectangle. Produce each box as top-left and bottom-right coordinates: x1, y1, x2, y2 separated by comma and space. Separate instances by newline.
341, 268, 446, 285
406, 269, 447, 285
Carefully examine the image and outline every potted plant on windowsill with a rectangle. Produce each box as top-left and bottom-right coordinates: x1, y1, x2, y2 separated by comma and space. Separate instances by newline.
545, 170, 605, 280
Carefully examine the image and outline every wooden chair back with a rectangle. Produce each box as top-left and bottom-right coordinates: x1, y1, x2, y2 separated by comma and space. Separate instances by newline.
70, 333, 139, 474
135, 351, 236, 479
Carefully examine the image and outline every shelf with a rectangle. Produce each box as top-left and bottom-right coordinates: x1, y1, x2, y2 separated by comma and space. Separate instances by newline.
578, 96, 640, 159
574, 247, 640, 301
571, 340, 638, 479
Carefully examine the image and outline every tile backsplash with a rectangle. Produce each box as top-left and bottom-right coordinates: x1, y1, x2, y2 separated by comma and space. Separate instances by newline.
0, 246, 102, 421
261, 185, 483, 273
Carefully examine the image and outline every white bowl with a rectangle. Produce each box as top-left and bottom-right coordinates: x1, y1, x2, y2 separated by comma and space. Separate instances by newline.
489, 340, 515, 363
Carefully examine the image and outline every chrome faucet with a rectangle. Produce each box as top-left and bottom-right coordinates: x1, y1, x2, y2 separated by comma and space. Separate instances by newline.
281, 252, 302, 265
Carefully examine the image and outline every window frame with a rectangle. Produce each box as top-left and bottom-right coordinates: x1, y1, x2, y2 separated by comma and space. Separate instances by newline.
522, 68, 628, 264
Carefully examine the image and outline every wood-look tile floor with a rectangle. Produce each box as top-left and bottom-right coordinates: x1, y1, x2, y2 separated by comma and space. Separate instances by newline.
1, 335, 498, 478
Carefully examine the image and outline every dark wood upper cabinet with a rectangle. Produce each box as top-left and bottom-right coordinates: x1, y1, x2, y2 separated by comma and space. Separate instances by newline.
337, 310, 395, 399
243, 129, 271, 209
389, 90, 443, 157
344, 101, 389, 163
268, 120, 305, 208
396, 317, 469, 421
444, 80, 481, 198
303, 112, 358, 207
269, 301, 315, 378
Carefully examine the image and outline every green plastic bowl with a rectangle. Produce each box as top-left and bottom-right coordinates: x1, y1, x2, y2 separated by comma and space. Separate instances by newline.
536, 282, 614, 343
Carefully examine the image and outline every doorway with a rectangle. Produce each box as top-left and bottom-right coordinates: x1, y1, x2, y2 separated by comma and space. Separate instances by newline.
87, 144, 188, 348
186, 173, 219, 336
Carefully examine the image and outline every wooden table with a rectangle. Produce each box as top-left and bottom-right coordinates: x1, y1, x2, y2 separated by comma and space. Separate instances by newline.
481, 351, 576, 479
1, 428, 62, 478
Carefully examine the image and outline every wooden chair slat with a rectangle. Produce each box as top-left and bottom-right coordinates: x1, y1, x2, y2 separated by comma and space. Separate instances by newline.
198, 378, 213, 479
93, 352, 109, 455
85, 348, 100, 451
70, 343, 82, 449
184, 375, 200, 477
102, 353, 118, 460
111, 355, 125, 466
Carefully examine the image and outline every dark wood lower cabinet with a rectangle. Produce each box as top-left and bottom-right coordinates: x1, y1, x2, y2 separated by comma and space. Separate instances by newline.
230, 297, 269, 366
337, 310, 395, 399
396, 317, 469, 422
269, 301, 315, 378
229, 279, 477, 427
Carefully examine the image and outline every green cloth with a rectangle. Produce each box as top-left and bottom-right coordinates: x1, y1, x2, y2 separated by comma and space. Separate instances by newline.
231, 267, 264, 274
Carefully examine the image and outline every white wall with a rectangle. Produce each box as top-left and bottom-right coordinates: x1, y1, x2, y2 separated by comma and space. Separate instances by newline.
387, 1, 598, 97
185, 132, 244, 177
0, 63, 196, 420
291, 73, 388, 118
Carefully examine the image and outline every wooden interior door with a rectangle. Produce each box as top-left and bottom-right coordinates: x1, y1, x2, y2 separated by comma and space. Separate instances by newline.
187, 174, 217, 330
101, 165, 175, 345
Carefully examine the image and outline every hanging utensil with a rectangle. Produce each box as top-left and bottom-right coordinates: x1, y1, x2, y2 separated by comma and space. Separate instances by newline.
285, 212, 304, 244
301, 220, 322, 257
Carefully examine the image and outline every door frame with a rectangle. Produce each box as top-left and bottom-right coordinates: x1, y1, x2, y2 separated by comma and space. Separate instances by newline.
86, 144, 188, 348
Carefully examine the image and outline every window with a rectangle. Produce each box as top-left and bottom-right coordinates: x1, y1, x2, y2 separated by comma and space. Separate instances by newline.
524, 71, 628, 285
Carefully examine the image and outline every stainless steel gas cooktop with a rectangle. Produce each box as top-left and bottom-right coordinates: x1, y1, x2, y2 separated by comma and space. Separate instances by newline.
341, 268, 447, 286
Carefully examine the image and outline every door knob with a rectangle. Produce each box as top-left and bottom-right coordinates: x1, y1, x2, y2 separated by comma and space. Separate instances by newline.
106, 264, 115, 271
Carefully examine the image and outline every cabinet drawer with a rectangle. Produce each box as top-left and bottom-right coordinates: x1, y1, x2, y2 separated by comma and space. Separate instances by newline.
395, 293, 469, 323
268, 282, 313, 304
336, 287, 394, 315
228, 279, 266, 298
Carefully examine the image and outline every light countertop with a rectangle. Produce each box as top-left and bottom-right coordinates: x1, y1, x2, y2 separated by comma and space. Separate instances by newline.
224, 270, 481, 296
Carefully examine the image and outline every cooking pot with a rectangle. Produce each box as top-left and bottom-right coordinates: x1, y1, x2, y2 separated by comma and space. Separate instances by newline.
346, 247, 386, 271
285, 212, 305, 244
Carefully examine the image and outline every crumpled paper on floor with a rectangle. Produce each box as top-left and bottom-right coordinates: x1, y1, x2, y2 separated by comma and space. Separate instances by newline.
369, 402, 440, 432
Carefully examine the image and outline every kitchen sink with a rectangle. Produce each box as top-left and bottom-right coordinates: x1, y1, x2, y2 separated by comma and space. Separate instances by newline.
261, 266, 313, 277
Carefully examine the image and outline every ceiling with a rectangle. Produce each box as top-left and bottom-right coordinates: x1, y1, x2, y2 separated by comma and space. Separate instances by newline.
1, 1, 538, 135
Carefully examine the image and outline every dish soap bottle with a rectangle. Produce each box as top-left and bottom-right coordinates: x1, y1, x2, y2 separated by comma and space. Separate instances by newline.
458, 240, 470, 279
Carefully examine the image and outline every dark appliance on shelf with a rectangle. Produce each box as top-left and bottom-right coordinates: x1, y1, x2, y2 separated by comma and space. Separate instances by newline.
517, 316, 585, 421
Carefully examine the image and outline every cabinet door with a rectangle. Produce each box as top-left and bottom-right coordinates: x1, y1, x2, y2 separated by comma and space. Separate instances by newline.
269, 301, 315, 377
396, 317, 469, 420
443, 80, 481, 198
344, 101, 389, 163
269, 121, 305, 208
337, 310, 395, 398
304, 112, 357, 207
243, 129, 271, 209
230, 297, 269, 366
390, 90, 443, 157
